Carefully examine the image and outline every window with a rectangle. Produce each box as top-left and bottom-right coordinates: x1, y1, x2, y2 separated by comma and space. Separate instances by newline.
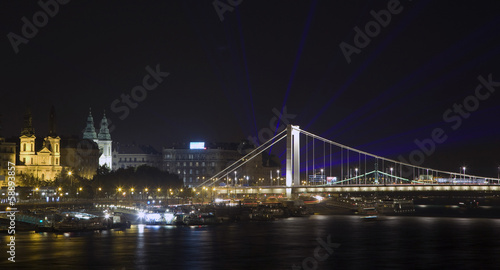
189, 169, 192, 174
196, 162, 199, 167
56, 158, 59, 165
23, 143, 26, 151
190, 162, 193, 166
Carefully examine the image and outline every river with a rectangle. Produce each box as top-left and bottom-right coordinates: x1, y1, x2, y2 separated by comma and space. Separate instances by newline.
2, 215, 500, 269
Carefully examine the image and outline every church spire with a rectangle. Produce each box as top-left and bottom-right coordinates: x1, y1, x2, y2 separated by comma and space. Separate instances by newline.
21, 107, 35, 136
82, 107, 97, 140
48, 105, 57, 137
97, 110, 111, 140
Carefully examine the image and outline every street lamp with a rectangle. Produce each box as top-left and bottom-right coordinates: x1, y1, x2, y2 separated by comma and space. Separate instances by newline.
68, 171, 73, 187
356, 168, 359, 185
320, 169, 324, 185
463, 167, 466, 181
277, 170, 280, 186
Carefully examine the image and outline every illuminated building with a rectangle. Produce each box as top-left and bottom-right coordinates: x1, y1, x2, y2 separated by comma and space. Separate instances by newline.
163, 142, 242, 187
82, 108, 112, 170
15, 107, 62, 181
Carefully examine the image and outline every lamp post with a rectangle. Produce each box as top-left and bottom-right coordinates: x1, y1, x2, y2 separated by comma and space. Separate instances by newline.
68, 171, 73, 196
390, 167, 393, 185
462, 167, 466, 181
356, 168, 359, 185
320, 169, 324, 185
277, 170, 280, 186
234, 171, 237, 199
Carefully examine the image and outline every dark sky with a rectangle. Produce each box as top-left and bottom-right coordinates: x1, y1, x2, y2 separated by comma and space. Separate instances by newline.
1, 0, 500, 176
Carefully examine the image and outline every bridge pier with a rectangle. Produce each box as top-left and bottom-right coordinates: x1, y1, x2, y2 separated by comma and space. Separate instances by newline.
286, 125, 301, 198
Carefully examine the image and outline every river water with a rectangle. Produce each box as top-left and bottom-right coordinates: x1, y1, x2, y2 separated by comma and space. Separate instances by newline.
2, 215, 500, 269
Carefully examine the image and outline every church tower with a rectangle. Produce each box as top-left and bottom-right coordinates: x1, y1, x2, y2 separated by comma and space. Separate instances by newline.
83, 108, 98, 141
97, 111, 112, 169
19, 108, 36, 165
45, 105, 61, 166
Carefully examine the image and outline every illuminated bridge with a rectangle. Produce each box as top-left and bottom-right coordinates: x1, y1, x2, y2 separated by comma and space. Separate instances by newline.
198, 125, 500, 197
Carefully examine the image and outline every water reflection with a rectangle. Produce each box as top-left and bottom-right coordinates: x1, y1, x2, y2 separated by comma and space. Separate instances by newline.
1, 216, 499, 269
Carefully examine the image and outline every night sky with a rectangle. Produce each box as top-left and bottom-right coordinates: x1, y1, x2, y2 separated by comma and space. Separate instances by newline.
1, 0, 500, 176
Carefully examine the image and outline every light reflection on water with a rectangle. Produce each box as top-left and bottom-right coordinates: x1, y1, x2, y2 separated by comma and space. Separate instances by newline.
1, 215, 499, 269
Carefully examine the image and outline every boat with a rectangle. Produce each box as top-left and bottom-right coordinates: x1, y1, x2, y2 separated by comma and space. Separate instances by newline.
360, 207, 378, 220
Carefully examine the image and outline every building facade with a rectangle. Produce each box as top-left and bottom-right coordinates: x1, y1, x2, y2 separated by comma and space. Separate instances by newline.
112, 143, 162, 170
16, 107, 63, 181
0, 137, 16, 187
163, 142, 244, 187
60, 137, 100, 179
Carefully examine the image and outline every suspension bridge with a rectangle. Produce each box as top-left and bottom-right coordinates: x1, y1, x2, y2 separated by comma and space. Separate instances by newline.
198, 125, 500, 198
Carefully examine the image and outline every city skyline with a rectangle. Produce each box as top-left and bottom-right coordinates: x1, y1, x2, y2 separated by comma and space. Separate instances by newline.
2, 1, 500, 177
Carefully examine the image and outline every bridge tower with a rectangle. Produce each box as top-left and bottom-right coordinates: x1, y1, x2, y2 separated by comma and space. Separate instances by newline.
286, 125, 300, 198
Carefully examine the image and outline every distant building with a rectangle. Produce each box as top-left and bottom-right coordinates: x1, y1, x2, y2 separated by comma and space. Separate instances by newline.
0, 118, 16, 186
82, 108, 112, 170
162, 142, 243, 187
60, 137, 100, 180
112, 143, 162, 170
16, 107, 63, 181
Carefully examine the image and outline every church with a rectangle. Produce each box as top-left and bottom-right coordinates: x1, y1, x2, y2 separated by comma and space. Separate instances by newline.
16, 107, 62, 181
82, 108, 113, 170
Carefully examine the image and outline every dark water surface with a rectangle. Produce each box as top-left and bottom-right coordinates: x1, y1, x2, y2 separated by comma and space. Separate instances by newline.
2, 215, 500, 269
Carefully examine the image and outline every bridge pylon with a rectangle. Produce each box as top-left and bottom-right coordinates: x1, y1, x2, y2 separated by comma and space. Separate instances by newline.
286, 125, 301, 198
